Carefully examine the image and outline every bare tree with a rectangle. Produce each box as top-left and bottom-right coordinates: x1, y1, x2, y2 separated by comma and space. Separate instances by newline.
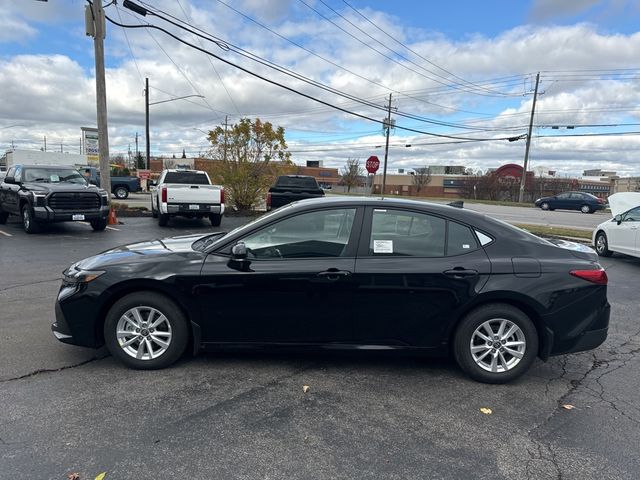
412, 166, 432, 195
341, 158, 363, 193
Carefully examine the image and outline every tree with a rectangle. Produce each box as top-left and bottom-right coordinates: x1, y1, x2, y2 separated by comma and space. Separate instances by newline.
205, 118, 292, 211
412, 166, 432, 195
341, 158, 363, 192
135, 152, 145, 170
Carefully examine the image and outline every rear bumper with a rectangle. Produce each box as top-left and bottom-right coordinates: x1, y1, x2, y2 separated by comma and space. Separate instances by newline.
166, 203, 224, 215
34, 205, 110, 223
546, 301, 610, 357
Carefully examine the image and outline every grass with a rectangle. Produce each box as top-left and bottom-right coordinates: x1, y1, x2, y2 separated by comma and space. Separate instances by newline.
514, 223, 592, 240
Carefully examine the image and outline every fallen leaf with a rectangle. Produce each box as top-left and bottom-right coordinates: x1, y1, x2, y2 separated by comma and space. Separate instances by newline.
480, 407, 492, 415
95, 473, 107, 480
302, 385, 310, 394
67, 474, 80, 480
562, 404, 575, 410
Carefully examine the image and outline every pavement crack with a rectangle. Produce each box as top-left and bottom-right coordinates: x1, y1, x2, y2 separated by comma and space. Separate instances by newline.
0, 354, 109, 383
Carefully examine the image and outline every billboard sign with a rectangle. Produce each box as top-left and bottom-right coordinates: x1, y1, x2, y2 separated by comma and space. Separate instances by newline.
81, 127, 99, 164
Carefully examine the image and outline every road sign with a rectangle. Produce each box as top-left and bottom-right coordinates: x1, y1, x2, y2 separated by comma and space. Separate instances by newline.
366, 156, 380, 174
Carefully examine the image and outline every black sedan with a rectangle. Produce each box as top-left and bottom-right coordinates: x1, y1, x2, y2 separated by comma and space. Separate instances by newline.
534, 191, 606, 213
52, 197, 610, 383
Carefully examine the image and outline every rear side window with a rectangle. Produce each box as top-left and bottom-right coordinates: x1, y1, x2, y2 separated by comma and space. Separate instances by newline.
447, 222, 479, 256
276, 176, 318, 188
164, 172, 210, 185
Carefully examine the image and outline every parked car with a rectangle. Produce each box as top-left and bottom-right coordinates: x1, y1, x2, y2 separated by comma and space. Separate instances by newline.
534, 191, 606, 213
267, 175, 324, 210
52, 197, 609, 383
78, 166, 141, 199
0, 164, 110, 233
150, 169, 224, 226
593, 192, 640, 258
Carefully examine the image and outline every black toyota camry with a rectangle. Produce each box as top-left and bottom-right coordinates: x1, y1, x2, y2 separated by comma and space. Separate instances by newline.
52, 197, 610, 383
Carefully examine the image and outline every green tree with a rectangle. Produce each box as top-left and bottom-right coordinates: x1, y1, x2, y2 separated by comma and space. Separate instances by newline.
341, 158, 363, 193
135, 152, 145, 170
206, 118, 292, 211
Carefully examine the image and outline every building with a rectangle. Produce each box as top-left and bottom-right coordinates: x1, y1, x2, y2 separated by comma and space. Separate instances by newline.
612, 177, 640, 193
583, 169, 617, 177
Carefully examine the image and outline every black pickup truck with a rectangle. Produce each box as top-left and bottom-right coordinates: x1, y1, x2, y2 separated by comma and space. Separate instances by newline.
266, 175, 325, 210
0, 164, 110, 233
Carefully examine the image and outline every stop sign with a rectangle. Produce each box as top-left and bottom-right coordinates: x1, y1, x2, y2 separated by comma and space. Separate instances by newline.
366, 155, 380, 174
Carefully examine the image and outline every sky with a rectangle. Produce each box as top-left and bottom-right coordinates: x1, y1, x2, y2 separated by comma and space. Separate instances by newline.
1, 0, 639, 177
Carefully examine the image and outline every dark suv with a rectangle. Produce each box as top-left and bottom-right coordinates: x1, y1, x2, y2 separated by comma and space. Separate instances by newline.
0, 164, 110, 233
534, 191, 606, 214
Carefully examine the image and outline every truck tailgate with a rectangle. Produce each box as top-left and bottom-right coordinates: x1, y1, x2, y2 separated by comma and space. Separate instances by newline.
166, 184, 221, 204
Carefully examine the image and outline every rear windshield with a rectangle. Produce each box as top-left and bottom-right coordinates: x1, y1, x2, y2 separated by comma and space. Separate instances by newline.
164, 172, 210, 185
276, 176, 318, 188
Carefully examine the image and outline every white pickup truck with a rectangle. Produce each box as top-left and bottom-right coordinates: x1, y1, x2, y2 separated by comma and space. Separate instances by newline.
150, 169, 225, 226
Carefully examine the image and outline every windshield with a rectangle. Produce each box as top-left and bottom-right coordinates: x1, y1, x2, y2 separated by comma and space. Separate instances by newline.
23, 167, 87, 185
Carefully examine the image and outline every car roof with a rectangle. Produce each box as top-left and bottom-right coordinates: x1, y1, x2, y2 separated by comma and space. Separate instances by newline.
16, 164, 78, 168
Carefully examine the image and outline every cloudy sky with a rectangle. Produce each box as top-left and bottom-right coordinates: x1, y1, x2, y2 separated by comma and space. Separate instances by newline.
1, 0, 639, 176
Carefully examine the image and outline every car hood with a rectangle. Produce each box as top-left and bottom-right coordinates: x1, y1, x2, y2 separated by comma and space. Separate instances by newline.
23, 182, 103, 194
71, 233, 209, 271
607, 192, 640, 217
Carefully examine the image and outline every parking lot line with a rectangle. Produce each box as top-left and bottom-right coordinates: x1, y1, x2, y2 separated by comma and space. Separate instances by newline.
0, 229, 12, 237
106, 226, 120, 231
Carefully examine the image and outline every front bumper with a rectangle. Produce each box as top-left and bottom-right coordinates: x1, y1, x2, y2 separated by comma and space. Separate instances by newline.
34, 205, 110, 223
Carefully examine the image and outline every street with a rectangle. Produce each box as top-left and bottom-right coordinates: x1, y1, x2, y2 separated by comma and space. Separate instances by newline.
0, 215, 639, 479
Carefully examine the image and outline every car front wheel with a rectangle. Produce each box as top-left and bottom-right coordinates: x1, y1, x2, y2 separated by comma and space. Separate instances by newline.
595, 231, 613, 257
104, 292, 189, 369
540, 202, 550, 211
22, 204, 41, 234
453, 304, 538, 384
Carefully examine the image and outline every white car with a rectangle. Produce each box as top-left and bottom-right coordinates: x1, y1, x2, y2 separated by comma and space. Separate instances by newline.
593, 192, 640, 258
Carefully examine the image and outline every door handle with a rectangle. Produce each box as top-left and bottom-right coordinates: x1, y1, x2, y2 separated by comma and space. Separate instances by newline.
443, 268, 478, 278
317, 269, 352, 281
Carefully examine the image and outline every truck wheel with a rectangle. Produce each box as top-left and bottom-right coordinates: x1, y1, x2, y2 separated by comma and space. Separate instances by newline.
209, 213, 222, 227
91, 218, 108, 231
114, 186, 129, 199
0, 211, 8, 224
151, 201, 158, 218
158, 213, 169, 227
22, 204, 41, 234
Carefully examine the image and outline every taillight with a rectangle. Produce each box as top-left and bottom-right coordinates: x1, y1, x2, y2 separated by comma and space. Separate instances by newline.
266, 192, 272, 208
570, 269, 608, 285
598, 198, 605, 204
161, 186, 167, 203
220, 188, 225, 205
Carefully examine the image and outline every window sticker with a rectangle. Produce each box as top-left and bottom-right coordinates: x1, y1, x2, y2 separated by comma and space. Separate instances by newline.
373, 240, 393, 253
50, 175, 60, 182
462, 244, 470, 249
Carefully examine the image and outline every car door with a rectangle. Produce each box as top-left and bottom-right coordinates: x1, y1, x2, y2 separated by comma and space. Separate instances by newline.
1, 166, 20, 214
609, 207, 640, 255
553, 192, 572, 210
351, 207, 491, 349
196, 207, 363, 344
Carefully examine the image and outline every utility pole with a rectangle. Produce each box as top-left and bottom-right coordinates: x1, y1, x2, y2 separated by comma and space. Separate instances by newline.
381, 93, 393, 199
223, 115, 229, 162
135, 131, 139, 157
518, 72, 540, 203
88, 1, 111, 195
43, 136, 47, 152
145, 77, 150, 170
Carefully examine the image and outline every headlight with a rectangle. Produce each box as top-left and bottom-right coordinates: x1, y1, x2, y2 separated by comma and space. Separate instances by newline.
63, 266, 105, 284
32, 191, 47, 206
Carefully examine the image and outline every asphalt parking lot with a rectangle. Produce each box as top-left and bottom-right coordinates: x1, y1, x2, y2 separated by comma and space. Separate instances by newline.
1, 215, 639, 479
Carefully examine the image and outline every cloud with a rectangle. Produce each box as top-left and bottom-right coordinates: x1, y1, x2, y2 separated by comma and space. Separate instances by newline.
529, 0, 601, 22
0, 11, 37, 43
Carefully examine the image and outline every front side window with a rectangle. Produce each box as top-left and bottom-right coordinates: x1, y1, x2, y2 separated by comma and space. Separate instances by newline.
623, 207, 640, 222
242, 208, 356, 259
13, 166, 22, 182
369, 209, 446, 257
557, 193, 571, 199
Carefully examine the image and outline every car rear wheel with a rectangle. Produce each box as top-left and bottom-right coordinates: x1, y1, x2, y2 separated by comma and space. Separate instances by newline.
0, 211, 8, 224
114, 186, 129, 199
104, 292, 189, 369
453, 304, 538, 384
595, 231, 612, 257
158, 213, 169, 226
22, 204, 41, 234
540, 202, 550, 211
580, 204, 592, 214
209, 213, 222, 227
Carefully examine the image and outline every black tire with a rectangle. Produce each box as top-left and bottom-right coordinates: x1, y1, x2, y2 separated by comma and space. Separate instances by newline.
158, 213, 169, 226
151, 200, 158, 218
580, 204, 592, 214
453, 303, 538, 384
0, 211, 8, 224
209, 213, 222, 227
595, 231, 613, 257
103, 291, 189, 369
21, 203, 41, 234
113, 186, 129, 199
90, 218, 108, 231
540, 202, 550, 211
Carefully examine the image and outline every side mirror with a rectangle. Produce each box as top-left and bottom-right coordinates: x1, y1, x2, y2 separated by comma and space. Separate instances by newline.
228, 242, 251, 271
149, 180, 157, 187
4, 176, 15, 184
615, 214, 622, 225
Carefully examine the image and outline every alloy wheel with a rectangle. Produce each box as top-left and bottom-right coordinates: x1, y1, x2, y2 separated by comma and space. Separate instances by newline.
116, 306, 173, 360
469, 318, 526, 373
